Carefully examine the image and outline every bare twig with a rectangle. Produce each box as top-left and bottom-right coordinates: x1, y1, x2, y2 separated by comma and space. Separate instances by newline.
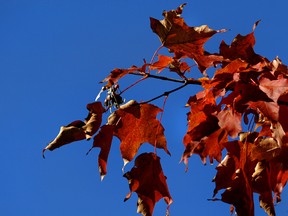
130, 72, 202, 86
140, 81, 189, 104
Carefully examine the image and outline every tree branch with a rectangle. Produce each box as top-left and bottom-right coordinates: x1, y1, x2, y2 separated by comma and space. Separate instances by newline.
130, 72, 202, 85
140, 81, 189, 104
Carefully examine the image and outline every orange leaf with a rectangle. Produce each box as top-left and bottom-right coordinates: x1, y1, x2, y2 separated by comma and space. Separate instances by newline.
183, 129, 227, 166
123, 153, 172, 216
108, 100, 170, 163
150, 54, 173, 73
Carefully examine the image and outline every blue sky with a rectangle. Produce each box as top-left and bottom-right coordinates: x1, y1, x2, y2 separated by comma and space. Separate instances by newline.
1, 0, 288, 215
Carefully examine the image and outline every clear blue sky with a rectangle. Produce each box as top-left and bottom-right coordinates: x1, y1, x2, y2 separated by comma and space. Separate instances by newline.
1, 0, 288, 215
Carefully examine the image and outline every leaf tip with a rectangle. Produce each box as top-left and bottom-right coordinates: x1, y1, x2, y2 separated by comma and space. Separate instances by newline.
42, 148, 47, 159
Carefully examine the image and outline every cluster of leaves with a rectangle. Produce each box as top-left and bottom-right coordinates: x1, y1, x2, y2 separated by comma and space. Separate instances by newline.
44, 3, 288, 216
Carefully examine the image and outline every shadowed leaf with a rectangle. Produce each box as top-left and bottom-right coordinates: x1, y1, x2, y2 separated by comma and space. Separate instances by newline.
123, 153, 172, 216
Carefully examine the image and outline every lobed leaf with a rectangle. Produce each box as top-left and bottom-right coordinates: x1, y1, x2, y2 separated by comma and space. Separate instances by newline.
108, 100, 170, 163
123, 152, 172, 216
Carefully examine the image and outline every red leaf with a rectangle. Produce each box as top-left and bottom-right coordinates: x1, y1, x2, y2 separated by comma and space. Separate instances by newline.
91, 125, 114, 180
219, 21, 267, 66
216, 108, 242, 138
108, 100, 170, 163
150, 4, 226, 74
123, 153, 172, 216
252, 161, 276, 216
247, 101, 279, 122
101, 66, 144, 87
183, 129, 228, 166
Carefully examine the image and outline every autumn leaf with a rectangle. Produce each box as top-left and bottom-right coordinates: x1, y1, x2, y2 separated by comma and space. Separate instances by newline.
101, 66, 145, 87
213, 140, 256, 216
43, 102, 104, 157
270, 160, 288, 203
123, 152, 172, 216
259, 74, 288, 103
251, 137, 281, 161
90, 124, 114, 180
278, 94, 288, 132
107, 100, 170, 164
210, 58, 249, 90
252, 161, 276, 216
219, 20, 267, 66
150, 3, 226, 74
247, 101, 279, 122
43, 121, 86, 157
150, 54, 173, 73
216, 107, 242, 138
84, 102, 106, 139
191, 129, 228, 165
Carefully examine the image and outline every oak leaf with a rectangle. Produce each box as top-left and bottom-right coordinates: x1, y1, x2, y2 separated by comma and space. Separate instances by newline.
123, 153, 172, 216
108, 100, 170, 163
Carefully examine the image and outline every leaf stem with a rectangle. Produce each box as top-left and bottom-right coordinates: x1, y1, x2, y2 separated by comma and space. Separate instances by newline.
120, 75, 148, 95
154, 96, 168, 154
148, 44, 164, 74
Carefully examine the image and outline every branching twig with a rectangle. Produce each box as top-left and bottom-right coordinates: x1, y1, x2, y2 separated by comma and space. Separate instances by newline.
130, 72, 202, 85
120, 75, 148, 95
141, 81, 189, 104
154, 95, 168, 154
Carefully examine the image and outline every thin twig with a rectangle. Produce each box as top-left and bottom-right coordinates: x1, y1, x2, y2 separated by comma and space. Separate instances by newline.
130, 72, 202, 86
154, 96, 168, 154
120, 75, 148, 95
148, 44, 164, 74
141, 81, 189, 104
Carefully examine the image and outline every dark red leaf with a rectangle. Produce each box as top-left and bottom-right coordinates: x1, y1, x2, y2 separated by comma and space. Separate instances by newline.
123, 153, 172, 216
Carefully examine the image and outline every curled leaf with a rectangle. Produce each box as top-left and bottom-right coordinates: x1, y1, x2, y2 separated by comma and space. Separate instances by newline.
43, 122, 86, 157
43, 102, 104, 157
